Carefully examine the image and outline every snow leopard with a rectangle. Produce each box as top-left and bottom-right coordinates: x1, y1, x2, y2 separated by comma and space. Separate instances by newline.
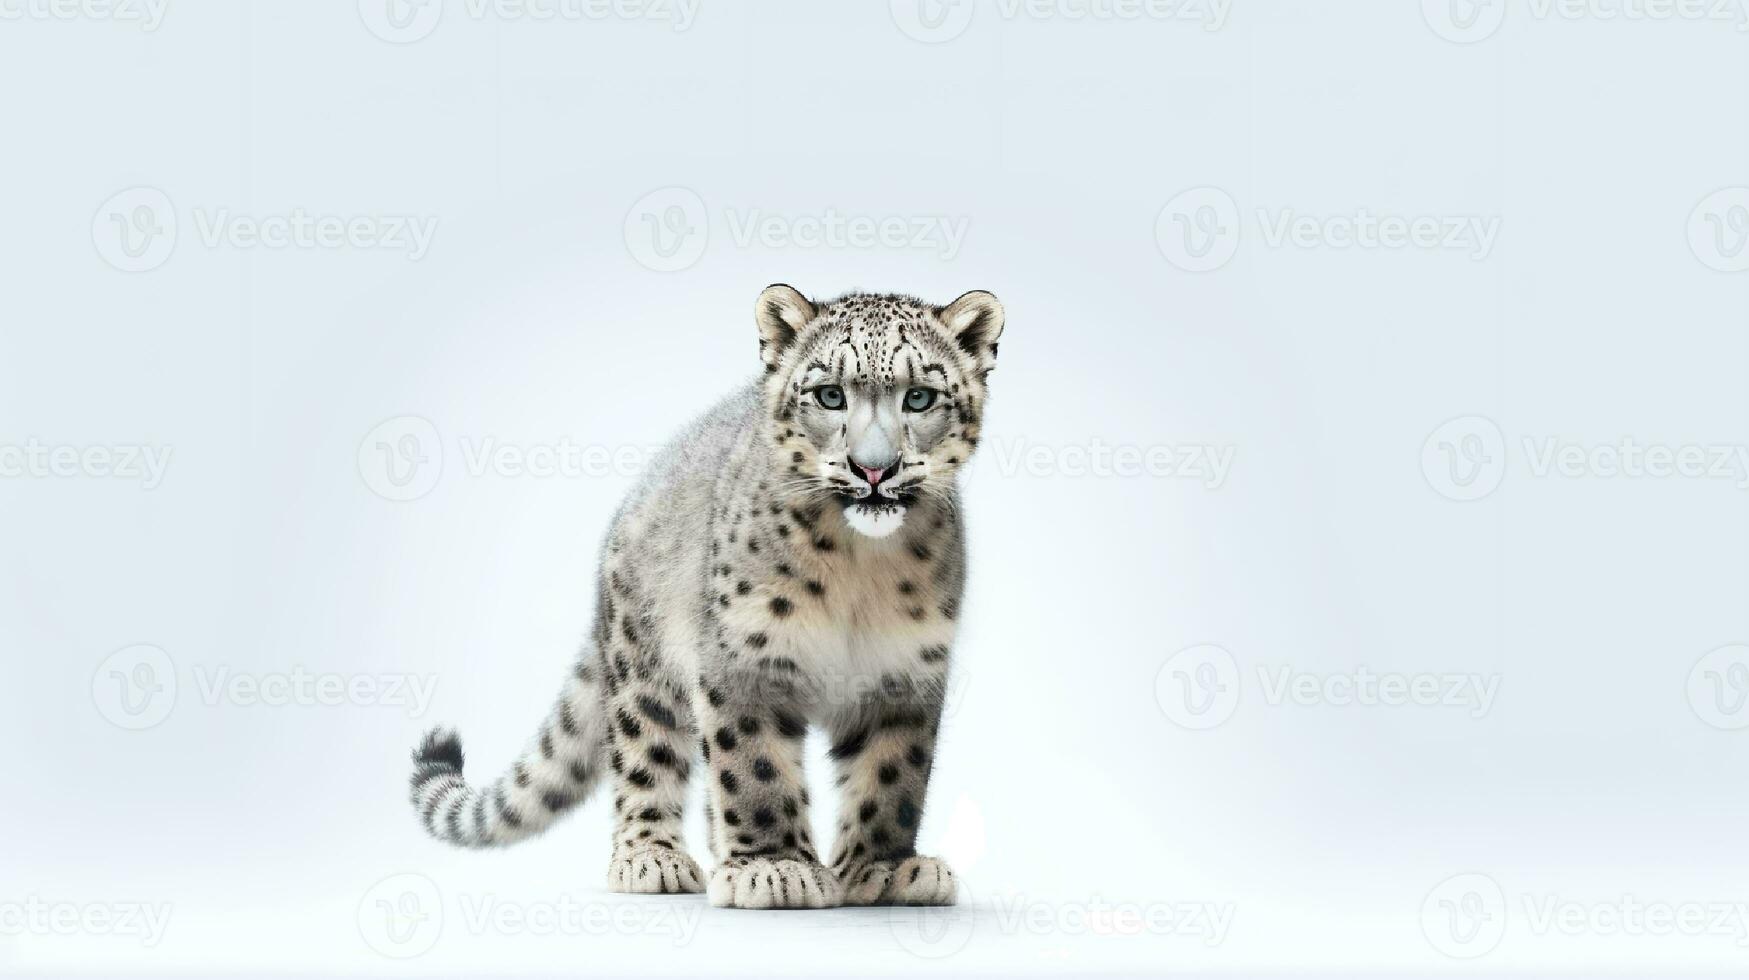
407, 285, 1005, 909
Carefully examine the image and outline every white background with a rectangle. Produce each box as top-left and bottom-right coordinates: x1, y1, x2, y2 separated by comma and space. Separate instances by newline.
3, 0, 1747, 976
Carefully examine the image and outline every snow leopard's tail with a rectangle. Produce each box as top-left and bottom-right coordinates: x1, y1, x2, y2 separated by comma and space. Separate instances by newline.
408, 651, 608, 849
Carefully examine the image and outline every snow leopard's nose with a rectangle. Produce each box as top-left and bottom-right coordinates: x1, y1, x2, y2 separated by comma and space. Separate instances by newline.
851, 457, 897, 487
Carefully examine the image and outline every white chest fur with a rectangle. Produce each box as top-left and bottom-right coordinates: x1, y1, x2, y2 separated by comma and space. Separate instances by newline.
715, 508, 957, 713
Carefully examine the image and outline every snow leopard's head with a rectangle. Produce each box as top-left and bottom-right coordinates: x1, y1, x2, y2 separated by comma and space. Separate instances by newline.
756, 285, 1004, 539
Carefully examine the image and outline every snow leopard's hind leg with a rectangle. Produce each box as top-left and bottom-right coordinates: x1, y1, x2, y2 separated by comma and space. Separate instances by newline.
597, 570, 705, 895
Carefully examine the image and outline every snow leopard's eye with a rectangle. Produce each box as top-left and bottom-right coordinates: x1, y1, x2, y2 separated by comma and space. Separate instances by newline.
814, 385, 846, 410
903, 387, 937, 412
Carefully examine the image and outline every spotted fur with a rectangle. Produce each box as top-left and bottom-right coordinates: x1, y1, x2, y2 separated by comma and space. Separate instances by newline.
408, 286, 1005, 909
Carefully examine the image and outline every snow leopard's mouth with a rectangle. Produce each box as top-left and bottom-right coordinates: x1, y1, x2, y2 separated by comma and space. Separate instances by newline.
839, 496, 909, 539
834, 486, 918, 509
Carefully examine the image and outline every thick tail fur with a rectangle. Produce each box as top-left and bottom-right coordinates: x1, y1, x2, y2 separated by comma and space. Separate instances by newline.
408, 652, 607, 848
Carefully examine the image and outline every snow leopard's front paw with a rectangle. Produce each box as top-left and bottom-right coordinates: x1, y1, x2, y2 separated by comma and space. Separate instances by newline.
606, 846, 704, 895
840, 855, 957, 906
707, 857, 843, 909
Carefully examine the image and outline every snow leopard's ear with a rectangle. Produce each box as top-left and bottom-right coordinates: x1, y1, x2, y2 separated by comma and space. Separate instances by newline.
755, 284, 815, 373
937, 290, 1005, 378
